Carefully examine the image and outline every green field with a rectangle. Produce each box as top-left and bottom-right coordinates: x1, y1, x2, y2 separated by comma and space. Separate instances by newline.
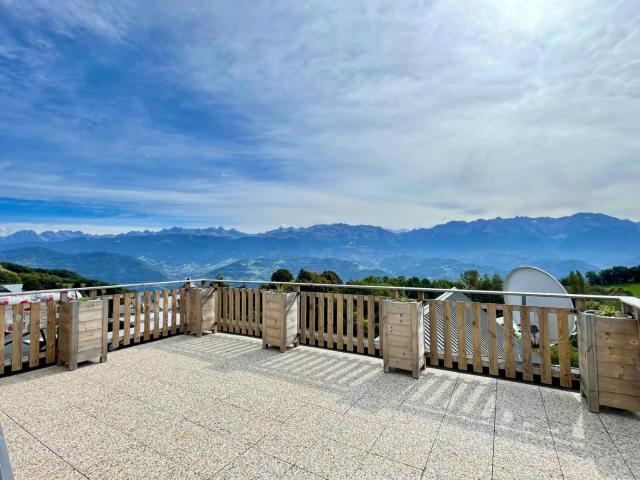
612, 282, 640, 297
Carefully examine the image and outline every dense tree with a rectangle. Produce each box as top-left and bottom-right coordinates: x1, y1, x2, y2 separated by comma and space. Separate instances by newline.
271, 268, 293, 283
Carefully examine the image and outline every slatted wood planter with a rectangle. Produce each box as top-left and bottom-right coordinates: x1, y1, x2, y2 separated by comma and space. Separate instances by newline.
186, 287, 218, 336
383, 300, 425, 378
578, 312, 640, 412
58, 300, 107, 371
262, 291, 299, 352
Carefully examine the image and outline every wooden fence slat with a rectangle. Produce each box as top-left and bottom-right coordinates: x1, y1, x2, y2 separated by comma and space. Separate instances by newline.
503, 304, 516, 378
179, 288, 186, 333
443, 301, 452, 368
123, 293, 131, 345
153, 291, 160, 339
337, 294, 344, 350
300, 292, 307, 344
172, 289, 178, 335
346, 294, 354, 352
12, 304, 23, 372
45, 300, 56, 363
315, 293, 322, 347
221, 288, 227, 332
327, 294, 334, 348
112, 294, 121, 349
456, 301, 467, 371
255, 289, 261, 335
472, 302, 482, 373
356, 295, 364, 354
0, 304, 4, 373
144, 291, 151, 341
234, 289, 241, 334
309, 293, 316, 346
539, 307, 551, 384
488, 303, 498, 376
134, 292, 141, 343
379, 298, 384, 356
521, 306, 533, 381
228, 288, 234, 332
247, 289, 254, 336
557, 308, 572, 387
429, 300, 438, 366
241, 289, 247, 335
29, 302, 40, 368
367, 295, 375, 355
162, 290, 169, 337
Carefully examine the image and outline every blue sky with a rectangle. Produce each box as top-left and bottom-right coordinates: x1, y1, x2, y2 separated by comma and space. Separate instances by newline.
0, 1, 639, 234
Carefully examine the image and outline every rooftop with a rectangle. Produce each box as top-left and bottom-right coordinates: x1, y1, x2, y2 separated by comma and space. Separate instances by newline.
1, 333, 638, 480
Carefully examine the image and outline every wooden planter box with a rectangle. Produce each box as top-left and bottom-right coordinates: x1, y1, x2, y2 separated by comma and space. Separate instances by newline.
262, 291, 299, 352
578, 312, 640, 412
186, 287, 218, 336
382, 300, 425, 378
58, 300, 107, 370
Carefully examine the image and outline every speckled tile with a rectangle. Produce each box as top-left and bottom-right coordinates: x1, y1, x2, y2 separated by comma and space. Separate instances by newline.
354, 453, 423, 479
210, 447, 291, 479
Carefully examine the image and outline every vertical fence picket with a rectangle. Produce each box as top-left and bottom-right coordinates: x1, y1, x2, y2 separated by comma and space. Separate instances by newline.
112, 294, 120, 349
144, 291, 151, 341
247, 289, 254, 336
503, 305, 515, 378
12, 304, 23, 372
255, 289, 261, 335
317, 293, 325, 347
356, 295, 364, 354
309, 293, 316, 346
327, 294, 334, 348
443, 301, 452, 368
456, 301, 467, 371
367, 295, 375, 355
241, 289, 247, 335
539, 307, 551, 384
346, 294, 354, 352
153, 291, 161, 339
162, 290, 169, 337
557, 308, 572, 387
179, 288, 186, 333
172, 289, 178, 335
300, 292, 307, 344
336, 294, 344, 350
134, 292, 141, 343
520, 306, 533, 381
234, 289, 241, 334
29, 302, 40, 368
488, 303, 498, 376
123, 293, 131, 345
46, 301, 56, 364
428, 300, 437, 365
472, 302, 482, 373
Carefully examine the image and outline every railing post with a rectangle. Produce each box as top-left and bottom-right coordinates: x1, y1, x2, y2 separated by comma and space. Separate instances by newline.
577, 312, 599, 412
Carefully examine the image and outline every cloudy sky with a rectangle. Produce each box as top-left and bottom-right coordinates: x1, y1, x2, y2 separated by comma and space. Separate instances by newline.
0, 0, 639, 234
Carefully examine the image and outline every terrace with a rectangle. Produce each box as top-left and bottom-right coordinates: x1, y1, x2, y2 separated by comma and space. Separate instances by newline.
1, 280, 639, 479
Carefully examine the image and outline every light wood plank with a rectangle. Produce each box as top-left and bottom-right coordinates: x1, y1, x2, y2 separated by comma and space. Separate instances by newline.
456, 301, 467, 371
112, 294, 121, 349
122, 293, 131, 345
503, 304, 516, 378
317, 293, 325, 348
0, 305, 5, 373
12, 304, 23, 372
487, 303, 498, 376
346, 294, 354, 352
248, 288, 254, 336
162, 290, 169, 337
241, 288, 247, 335
234, 288, 241, 334
356, 295, 364, 353
367, 295, 375, 355
144, 291, 151, 341
171, 289, 178, 335
557, 308, 571, 387
472, 302, 482, 373
255, 289, 261, 335
46, 301, 56, 364
443, 301, 452, 368
179, 288, 186, 333
134, 292, 141, 343
337, 293, 344, 350
539, 307, 551, 384
429, 300, 438, 366
598, 361, 640, 381
520, 306, 533, 381
300, 291, 307, 344
153, 291, 160, 339
327, 294, 334, 348
309, 293, 316, 346
29, 302, 40, 368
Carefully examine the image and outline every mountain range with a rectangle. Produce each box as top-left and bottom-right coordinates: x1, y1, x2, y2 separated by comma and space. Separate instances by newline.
0, 212, 638, 284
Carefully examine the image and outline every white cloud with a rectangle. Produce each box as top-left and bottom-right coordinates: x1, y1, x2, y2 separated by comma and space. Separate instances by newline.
1, 0, 639, 230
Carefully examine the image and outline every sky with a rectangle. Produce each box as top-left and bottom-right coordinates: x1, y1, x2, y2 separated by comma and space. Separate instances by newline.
0, 0, 639, 234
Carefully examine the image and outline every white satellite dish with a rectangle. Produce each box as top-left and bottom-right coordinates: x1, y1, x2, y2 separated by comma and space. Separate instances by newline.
504, 266, 575, 345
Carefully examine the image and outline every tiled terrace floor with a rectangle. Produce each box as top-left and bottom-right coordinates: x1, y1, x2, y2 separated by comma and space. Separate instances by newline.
0, 333, 638, 480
